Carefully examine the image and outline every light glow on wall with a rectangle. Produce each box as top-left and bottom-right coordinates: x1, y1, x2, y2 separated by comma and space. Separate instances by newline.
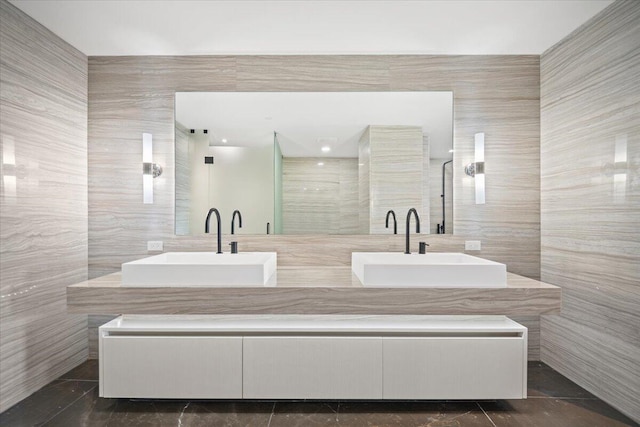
474, 132, 485, 204
143, 133, 153, 204
1, 134, 16, 201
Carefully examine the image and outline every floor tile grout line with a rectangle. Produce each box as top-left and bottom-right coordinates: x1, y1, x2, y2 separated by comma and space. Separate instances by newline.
477, 401, 497, 427
39, 383, 98, 426
266, 401, 276, 427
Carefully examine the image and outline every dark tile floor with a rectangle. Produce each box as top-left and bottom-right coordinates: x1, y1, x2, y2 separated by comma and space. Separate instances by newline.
1, 360, 637, 426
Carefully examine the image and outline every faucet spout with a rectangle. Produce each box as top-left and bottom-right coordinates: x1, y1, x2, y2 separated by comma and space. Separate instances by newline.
205, 208, 223, 254
405, 208, 421, 254
231, 210, 243, 235
385, 210, 397, 234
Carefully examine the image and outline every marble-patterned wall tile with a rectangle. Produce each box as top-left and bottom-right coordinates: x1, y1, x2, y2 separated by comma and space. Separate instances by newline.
368, 126, 424, 234
88, 54, 540, 276
540, 0, 640, 422
358, 128, 371, 233
174, 121, 190, 235
282, 157, 358, 234
0, 0, 88, 412
422, 135, 431, 233
339, 159, 360, 234
236, 56, 390, 91
389, 55, 541, 99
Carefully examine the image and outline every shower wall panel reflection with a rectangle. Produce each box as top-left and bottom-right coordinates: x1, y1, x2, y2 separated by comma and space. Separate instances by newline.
360, 126, 426, 234
282, 158, 358, 234
175, 122, 191, 234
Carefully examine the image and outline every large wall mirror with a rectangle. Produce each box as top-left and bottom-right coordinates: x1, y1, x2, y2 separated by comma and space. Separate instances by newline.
175, 92, 453, 235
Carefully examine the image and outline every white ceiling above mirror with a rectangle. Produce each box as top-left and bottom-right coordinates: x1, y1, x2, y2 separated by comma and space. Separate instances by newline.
175, 92, 453, 237
11, 1, 613, 55
175, 92, 453, 158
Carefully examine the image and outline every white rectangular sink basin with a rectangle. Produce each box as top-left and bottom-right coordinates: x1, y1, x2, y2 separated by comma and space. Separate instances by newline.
351, 252, 506, 288
122, 252, 277, 287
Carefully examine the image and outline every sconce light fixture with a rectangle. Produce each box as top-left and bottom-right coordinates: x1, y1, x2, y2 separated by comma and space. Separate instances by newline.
465, 132, 485, 204
142, 133, 162, 204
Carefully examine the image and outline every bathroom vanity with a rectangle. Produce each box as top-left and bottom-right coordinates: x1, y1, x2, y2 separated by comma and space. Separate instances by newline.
99, 314, 527, 400
67, 253, 560, 401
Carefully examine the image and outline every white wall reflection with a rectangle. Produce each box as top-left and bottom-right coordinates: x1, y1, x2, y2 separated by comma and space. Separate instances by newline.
1, 134, 17, 203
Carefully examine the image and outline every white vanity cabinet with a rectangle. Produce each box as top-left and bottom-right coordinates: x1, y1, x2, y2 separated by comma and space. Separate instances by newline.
383, 336, 526, 399
99, 315, 527, 400
100, 334, 242, 399
243, 336, 382, 399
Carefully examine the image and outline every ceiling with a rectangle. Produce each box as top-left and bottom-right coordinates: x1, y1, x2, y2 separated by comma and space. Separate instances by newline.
175, 92, 453, 158
10, 1, 611, 157
10, 1, 612, 56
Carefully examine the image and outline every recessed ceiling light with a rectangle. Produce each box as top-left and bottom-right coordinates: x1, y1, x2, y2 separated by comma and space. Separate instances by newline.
317, 136, 338, 145
449, 149, 454, 153
222, 138, 227, 143
321, 146, 331, 153
317, 162, 324, 166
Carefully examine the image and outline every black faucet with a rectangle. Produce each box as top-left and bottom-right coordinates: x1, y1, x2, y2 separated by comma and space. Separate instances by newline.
405, 208, 421, 254
385, 210, 397, 234
205, 208, 223, 254
231, 210, 242, 235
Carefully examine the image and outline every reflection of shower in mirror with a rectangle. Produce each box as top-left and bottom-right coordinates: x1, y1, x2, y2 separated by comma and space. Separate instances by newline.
437, 160, 453, 234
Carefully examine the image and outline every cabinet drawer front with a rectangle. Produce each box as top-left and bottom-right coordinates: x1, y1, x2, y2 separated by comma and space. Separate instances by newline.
100, 336, 242, 398
383, 337, 526, 399
243, 337, 382, 399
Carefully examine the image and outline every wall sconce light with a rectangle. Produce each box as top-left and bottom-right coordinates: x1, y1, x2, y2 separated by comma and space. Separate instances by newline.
142, 133, 162, 204
465, 132, 485, 204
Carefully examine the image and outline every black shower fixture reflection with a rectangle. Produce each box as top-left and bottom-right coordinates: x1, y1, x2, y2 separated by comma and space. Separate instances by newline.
437, 160, 453, 234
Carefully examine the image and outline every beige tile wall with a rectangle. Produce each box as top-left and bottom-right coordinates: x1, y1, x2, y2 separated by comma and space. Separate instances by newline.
282, 157, 359, 234
540, 0, 640, 422
174, 121, 190, 235
358, 127, 371, 233
88, 54, 541, 276
367, 126, 424, 234
0, 0, 88, 412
